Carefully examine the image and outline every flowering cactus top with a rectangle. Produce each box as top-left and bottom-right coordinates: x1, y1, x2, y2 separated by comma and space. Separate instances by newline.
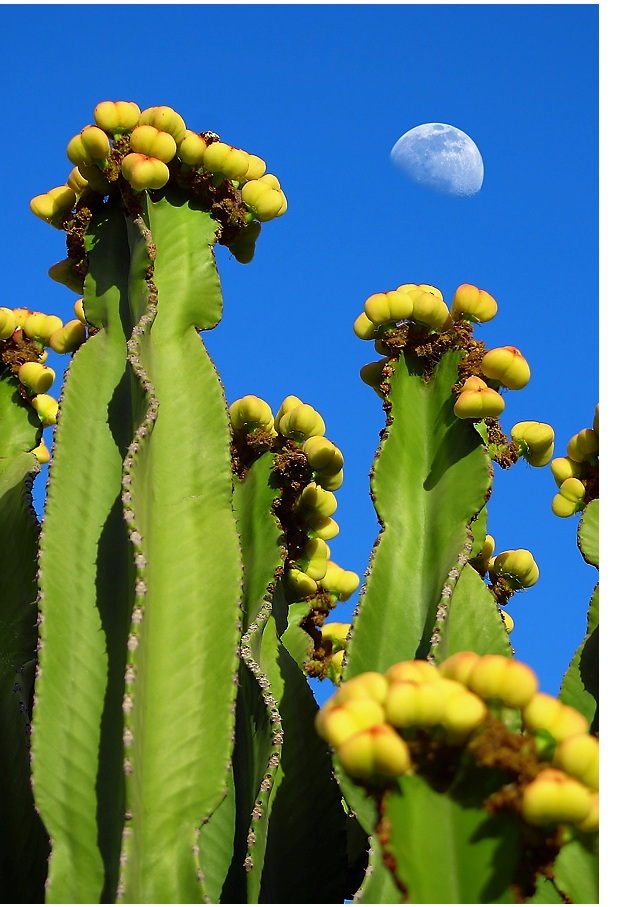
29, 100, 287, 280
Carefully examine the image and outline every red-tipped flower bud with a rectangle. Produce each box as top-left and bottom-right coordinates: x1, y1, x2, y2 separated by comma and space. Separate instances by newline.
451, 284, 498, 323
481, 346, 531, 391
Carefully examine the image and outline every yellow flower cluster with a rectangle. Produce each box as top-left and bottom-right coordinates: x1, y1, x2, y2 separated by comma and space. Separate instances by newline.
228, 393, 359, 606
1, 303, 88, 463
550, 405, 599, 517
315, 652, 598, 833
29, 100, 287, 240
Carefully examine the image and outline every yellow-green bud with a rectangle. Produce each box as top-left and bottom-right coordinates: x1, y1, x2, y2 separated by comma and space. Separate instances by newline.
48, 259, 85, 295
500, 610, 514, 633
321, 622, 351, 651
94, 100, 141, 134
510, 421, 555, 466
285, 567, 317, 599
522, 693, 589, 742
353, 312, 379, 340
0, 307, 16, 340
203, 141, 250, 179
320, 561, 359, 601
244, 154, 267, 181
553, 734, 599, 790
490, 548, 539, 589
442, 687, 488, 743
66, 167, 90, 195
302, 436, 344, 476
385, 660, 439, 685
337, 724, 411, 779
67, 125, 110, 166
551, 477, 586, 518
364, 290, 414, 326
138, 106, 186, 145
177, 130, 207, 165
385, 679, 445, 728
451, 283, 498, 323
550, 456, 583, 487
278, 403, 326, 441
74, 298, 87, 325
334, 672, 389, 706
438, 651, 482, 686
566, 428, 599, 463
297, 482, 338, 519
31, 439, 50, 465
30, 186, 76, 223
241, 179, 287, 221
274, 395, 304, 431
121, 153, 170, 191
130, 124, 178, 163
18, 361, 55, 394
49, 320, 87, 354
453, 378, 505, 420
521, 768, 593, 826
229, 394, 274, 432
309, 516, 340, 540
318, 469, 344, 492
328, 649, 345, 684
30, 394, 58, 427
469, 533, 495, 575
466, 655, 538, 709
575, 791, 599, 833
299, 538, 330, 581
481, 346, 531, 391
315, 698, 385, 748
23, 312, 63, 343
410, 290, 451, 332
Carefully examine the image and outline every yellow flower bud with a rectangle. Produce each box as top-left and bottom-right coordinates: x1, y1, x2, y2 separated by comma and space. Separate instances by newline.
550, 456, 583, 487
285, 567, 317, 599
438, 651, 482, 686
18, 361, 55, 394
30, 186, 76, 223
23, 312, 63, 343
66, 167, 89, 195
321, 622, 351, 651
466, 655, 538, 709
244, 154, 267, 181
177, 130, 207, 165
303, 436, 344, 476
490, 548, 539, 589
315, 698, 385, 748
130, 124, 178, 163
353, 312, 379, 340
0, 307, 16, 340
410, 290, 451, 332
138, 106, 186, 145
337, 724, 411, 779
278, 403, 326, 441
469, 534, 495, 575
454, 379, 505, 420
500, 610, 514, 633
451, 284, 498, 323
94, 100, 141, 134
510, 421, 555, 467
74, 298, 87, 325
385, 660, 440, 685
241, 179, 287, 221
575, 791, 599, 833
229, 394, 274, 432
320, 561, 359, 601
274, 395, 303, 431
566, 428, 599, 463
297, 482, 338, 519
30, 394, 59, 427
121, 153, 170, 191
48, 259, 85, 295
334, 672, 389, 706
521, 768, 593, 826
522, 693, 589, 742
553, 734, 599, 790
481, 346, 531, 391
48, 320, 87, 354
67, 125, 110, 166
31, 439, 50, 465
318, 469, 344, 492
309, 516, 340, 540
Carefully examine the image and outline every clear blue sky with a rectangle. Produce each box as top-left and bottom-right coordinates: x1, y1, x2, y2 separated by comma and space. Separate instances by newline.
2, 3, 599, 701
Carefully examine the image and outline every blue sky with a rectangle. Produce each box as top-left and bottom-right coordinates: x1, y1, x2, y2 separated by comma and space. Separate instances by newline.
1, 3, 599, 701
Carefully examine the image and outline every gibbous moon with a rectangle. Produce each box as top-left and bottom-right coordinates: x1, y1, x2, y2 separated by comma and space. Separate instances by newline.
390, 123, 484, 197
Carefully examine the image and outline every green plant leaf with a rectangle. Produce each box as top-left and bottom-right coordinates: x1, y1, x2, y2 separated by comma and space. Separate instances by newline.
32, 201, 136, 904
381, 772, 519, 903
578, 498, 598, 568
118, 195, 243, 903
0, 377, 48, 902
345, 350, 491, 676
552, 835, 598, 904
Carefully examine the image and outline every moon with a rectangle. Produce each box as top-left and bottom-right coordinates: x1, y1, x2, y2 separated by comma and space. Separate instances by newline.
390, 123, 484, 197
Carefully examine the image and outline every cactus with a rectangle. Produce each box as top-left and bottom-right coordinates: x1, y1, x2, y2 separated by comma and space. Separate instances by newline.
0, 100, 598, 904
